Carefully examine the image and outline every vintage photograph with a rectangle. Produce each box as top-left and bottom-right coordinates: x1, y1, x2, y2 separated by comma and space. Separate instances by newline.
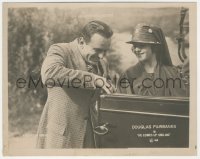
3, 2, 197, 156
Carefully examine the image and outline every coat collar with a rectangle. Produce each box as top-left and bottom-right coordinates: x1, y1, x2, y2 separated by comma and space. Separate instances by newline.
69, 39, 88, 71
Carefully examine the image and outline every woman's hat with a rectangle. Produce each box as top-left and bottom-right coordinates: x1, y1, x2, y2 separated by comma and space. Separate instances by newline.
127, 23, 162, 45
127, 23, 173, 66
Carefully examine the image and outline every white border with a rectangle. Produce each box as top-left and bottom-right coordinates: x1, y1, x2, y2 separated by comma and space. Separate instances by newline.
0, 0, 199, 159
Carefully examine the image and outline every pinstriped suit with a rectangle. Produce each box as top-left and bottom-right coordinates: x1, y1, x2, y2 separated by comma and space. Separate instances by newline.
36, 39, 108, 148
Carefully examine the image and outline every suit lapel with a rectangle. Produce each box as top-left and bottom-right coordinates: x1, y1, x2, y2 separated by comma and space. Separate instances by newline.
69, 39, 88, 71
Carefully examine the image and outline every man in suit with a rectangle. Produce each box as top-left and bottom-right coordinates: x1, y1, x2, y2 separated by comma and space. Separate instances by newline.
36, 20, 114, 148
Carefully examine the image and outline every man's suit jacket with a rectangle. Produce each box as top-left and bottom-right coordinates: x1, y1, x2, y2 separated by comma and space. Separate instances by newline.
36, 39, 109, 148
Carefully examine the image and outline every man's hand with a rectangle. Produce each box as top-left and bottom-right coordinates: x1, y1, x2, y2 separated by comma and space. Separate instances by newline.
94, 75, 116, 94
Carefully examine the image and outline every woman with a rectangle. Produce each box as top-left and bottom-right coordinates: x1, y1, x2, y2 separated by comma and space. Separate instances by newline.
118, 23, 188, 97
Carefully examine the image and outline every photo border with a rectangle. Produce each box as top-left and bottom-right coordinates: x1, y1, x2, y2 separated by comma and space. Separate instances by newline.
2, 2, 197, 156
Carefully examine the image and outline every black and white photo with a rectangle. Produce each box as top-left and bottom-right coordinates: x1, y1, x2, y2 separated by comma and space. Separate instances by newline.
2, 2, 197, 156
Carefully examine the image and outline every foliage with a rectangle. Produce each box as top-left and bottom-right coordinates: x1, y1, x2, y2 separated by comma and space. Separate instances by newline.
8, 8, 84, 136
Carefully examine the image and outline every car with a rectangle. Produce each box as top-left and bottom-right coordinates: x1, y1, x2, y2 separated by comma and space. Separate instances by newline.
93, 94, 189, 148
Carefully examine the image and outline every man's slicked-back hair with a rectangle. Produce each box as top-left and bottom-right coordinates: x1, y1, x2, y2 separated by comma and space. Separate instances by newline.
81, 20, 113, 43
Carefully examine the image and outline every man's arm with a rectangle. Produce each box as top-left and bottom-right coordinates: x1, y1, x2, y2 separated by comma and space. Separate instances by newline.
41, 44, 97, 89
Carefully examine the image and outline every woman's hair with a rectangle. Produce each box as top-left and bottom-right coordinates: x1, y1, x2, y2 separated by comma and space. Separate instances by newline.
81, 20, 113, 43
151, 45, 161, 62
151, 44, 172, 66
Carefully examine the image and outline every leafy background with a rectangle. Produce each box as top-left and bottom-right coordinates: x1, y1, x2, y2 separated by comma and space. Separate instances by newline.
8, 6, 189, 138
